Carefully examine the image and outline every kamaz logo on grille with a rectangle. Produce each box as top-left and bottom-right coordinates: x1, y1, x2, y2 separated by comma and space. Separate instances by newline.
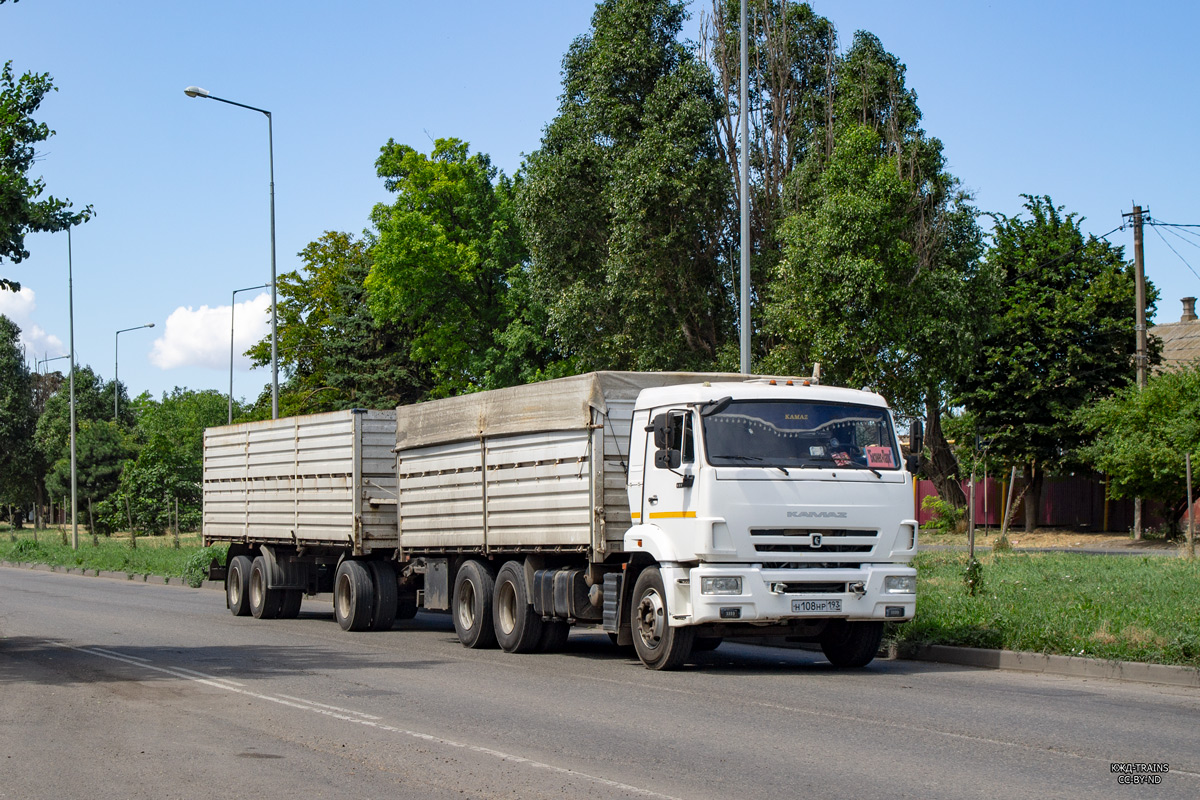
810, 533, 823, 548
787, 511, 848, 518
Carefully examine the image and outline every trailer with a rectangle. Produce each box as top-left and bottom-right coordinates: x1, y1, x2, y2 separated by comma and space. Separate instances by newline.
205, 372, 919, 670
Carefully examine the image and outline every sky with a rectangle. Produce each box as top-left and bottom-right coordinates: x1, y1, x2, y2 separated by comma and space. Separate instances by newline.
3, 0, 1199, 405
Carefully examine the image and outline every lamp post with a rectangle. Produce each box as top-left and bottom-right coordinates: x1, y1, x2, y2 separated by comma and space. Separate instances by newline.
67, 227, 78, 550
185, 85, 279, 419
229, 283, 269, 423
115, 323, 155, 419
38, 354, 69, 375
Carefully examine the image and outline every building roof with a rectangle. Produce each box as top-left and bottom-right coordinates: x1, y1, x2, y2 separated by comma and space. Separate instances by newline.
1150, 297, 1200, 370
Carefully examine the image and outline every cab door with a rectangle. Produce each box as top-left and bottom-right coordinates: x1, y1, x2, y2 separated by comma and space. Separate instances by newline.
642, 409, 698, 539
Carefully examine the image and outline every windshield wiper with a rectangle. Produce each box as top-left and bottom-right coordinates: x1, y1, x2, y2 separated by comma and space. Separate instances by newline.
712, 454, 789, 475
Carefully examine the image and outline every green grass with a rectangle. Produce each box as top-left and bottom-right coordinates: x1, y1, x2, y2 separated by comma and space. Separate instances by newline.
0, 526, 226, 588
892, 551, 1200, 667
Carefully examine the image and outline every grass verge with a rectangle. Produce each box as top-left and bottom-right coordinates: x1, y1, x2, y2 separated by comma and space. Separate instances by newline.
892, 550, 1200, 668
0, 526, 226, 588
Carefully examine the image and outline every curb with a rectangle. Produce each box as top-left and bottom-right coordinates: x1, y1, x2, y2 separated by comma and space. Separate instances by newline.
4, 560, 1198, 688
894, 643, 1200, 689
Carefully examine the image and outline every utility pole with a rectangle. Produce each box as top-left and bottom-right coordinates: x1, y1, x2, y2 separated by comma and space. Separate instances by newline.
1123, 203, 1149, 539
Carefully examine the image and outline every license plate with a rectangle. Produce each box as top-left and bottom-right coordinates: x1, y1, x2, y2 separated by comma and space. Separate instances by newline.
792, 599, 842, 614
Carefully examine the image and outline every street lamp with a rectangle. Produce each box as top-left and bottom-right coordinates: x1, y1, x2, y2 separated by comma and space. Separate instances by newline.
115, 323, 155, 419
67, 227, 78, 550
185, 85, 279, 419
229, 283, 269, 423
38, 354, 69, 375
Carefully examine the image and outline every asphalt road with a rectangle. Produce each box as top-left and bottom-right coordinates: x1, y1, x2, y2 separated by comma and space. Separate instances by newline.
2, 566, 1197, 800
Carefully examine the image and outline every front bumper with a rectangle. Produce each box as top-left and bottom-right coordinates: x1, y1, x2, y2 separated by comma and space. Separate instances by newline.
662, 563, 916, 626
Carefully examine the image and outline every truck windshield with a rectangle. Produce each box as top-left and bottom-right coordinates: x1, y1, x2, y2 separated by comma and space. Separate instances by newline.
701, 400, 899, 470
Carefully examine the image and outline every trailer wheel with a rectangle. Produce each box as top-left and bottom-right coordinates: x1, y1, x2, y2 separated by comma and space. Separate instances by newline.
452, 560, 496, 649
278, 589, 303, 619
367, 561, 398, 632
334, 560, 374, 632
395, 591, 419, 620
226, 555, 253, 617
538, 620, 571, 653
493, 561, 543, 653
819, 620, 884, 668
249, 556, 282, 619
631, 567, 695, 671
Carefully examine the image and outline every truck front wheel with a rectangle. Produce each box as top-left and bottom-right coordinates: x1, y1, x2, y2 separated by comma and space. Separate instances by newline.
819, 620, 885, 667
631, 567, 695, 671
453, 560, 497, 649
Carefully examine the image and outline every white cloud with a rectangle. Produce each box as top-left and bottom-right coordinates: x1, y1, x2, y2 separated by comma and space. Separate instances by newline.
149, 293, 271, 371
0, 287, 66, 363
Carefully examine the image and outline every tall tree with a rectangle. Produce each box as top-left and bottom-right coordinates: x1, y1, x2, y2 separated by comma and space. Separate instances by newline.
518, 0, 734, 371
247, 231, 428, 414
0, 61, 92, 291
367, 138, 546, 396
1075, 364, 1200, 530
960, 195, 1152, 531
44, 419, 132, 535
0, 315, 35, 523
705, 0, 837, 358
762, 31, 990, 504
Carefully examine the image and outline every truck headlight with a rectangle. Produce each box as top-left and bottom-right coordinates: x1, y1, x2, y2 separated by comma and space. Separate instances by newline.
700, 576, 743, 595
884, 575, 916, 594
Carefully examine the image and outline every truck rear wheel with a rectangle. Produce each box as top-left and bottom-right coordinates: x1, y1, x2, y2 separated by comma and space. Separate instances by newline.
453, 560, 496, 649
367, 561, 398, 632
493, 560, 543, 653
226, 555, 252, 617
819, 620, 884, 667
278, 589, 303, 619
249, 555, 282, 619
334, 559, 374, 632
631, 566, 695, 671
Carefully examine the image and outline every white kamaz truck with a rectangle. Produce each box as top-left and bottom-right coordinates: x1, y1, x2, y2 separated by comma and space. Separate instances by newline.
204, 371, 918, 670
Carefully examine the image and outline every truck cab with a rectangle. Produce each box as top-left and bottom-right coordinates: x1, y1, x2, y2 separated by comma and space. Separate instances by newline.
619, 379, 918, 668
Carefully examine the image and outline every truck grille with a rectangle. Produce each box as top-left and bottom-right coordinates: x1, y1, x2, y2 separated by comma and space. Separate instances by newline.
749, 528, 878, 556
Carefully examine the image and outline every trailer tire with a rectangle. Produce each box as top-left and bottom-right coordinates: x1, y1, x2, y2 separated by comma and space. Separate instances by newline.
249, 556, 282, 619
395, 591, 419, 620
368, 561, 398, 632
226, 555, 253, 617
334, 559, 374, 632
493, 561, 543, 653
631, 567, 695, 671
278, 589, 303, 619
819, 620, 884, 668
452, 560, 496, 649
538, 620, 571, 653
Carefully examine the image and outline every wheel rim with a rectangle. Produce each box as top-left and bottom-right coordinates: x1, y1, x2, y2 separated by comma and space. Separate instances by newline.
335, 574, 351, 620
250, 566, 264, 609
635, 588, 666, 651
456, 580, 476, 631
229, 566, 242, 606
497, 579, 517, 635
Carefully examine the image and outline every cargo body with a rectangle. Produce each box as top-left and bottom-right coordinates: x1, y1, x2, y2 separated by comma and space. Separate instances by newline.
204, 372, 918, 670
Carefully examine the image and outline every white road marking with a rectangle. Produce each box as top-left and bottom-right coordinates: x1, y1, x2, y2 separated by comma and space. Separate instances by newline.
59, 642, 683, 800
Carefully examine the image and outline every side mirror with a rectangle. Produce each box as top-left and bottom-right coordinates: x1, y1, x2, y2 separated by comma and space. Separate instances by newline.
909, 420, 924, 462
906, 453, 921, 474
655, 448, 682, 470
651, 413, 676, 450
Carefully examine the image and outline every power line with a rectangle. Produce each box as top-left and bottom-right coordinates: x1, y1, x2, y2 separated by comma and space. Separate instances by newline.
1150, 224, 1200, 283
1156, 224, 1200, 251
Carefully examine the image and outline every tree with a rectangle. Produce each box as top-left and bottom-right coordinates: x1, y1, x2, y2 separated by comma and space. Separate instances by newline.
959, 195, 1153, 531
762, 31, 990, 505
1, 60, 92, 291
246, 231, 429, 414
367, 138, 546, 396
1075, 364, 1200, 530
105, 388, 227, 535
705, 0, 838, 360
33, 365, 120, 472
0, 314, 35, 523
518, 0, 734, 372
44, 419, 132, 535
